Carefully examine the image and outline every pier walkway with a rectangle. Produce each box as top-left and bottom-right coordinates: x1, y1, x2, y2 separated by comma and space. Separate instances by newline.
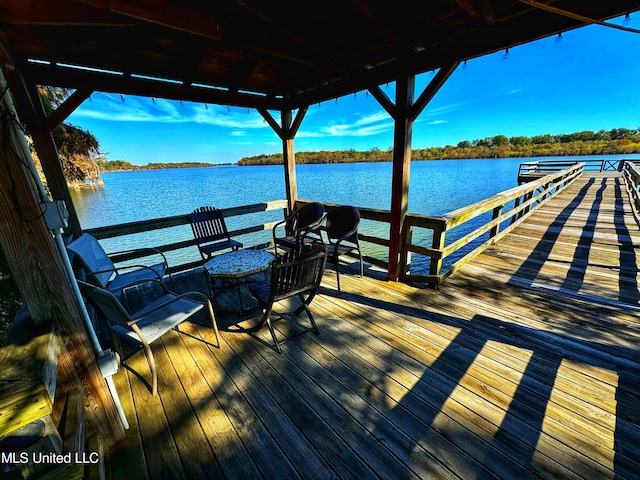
103, 172, 640, 480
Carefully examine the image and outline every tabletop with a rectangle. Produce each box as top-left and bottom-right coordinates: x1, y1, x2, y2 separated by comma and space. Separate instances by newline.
204, 249, 273, 279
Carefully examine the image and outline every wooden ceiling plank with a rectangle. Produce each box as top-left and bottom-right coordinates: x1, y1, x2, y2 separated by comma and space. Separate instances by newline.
235, 0, 348, 74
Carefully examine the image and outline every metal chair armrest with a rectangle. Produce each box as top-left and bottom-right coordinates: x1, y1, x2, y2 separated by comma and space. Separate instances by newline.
110, 246, 169, 266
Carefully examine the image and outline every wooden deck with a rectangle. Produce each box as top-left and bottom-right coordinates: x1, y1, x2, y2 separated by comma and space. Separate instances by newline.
104, 172, 640, 480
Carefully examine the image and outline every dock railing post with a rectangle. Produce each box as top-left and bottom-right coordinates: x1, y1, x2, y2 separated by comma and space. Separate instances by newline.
429, 226, 446, 283
399, 220, 413, 280
490, 206, 503, 238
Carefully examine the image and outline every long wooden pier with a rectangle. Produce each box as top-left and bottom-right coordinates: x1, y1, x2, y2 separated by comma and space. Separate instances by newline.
98, 171, 640, 479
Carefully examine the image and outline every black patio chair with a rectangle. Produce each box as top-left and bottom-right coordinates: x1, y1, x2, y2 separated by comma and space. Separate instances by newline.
190, 206, 243, 261
229, 243, 327, 353
317, 206, 363, 292
77, 279, 219, 396
272, 202, 324, 253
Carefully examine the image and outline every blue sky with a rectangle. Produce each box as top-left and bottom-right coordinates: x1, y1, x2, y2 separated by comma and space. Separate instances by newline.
68, 16, 640, 166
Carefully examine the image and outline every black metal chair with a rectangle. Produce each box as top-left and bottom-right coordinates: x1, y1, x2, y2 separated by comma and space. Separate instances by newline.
190, 206, 243, 261
230, 243, 327, 353
319, 206, 363, 292
272, 202, 324, 253
77, 279, 219, 396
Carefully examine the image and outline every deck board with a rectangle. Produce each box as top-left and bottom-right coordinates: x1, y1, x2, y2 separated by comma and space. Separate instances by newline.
104, 172, 640, 480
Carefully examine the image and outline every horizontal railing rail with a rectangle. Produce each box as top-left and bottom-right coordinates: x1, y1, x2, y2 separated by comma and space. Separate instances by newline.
85, 200, 288, 272
401, 163, 585, 287
517, 158, 628, 184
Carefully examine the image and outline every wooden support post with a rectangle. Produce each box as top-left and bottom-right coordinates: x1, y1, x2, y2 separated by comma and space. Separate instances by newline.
0, 58, 83, 237
281, 109, 298, 214
398, 221, 413, 280
371, 62, 459, 281
0, 83, 126, 449
258, 107, 307, 215
429, 227, 446, 280
386, 74, 414, 281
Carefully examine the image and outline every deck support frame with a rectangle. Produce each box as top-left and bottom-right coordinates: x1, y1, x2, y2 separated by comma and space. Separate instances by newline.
259, 107, 308, 214
369, 61, 459, 280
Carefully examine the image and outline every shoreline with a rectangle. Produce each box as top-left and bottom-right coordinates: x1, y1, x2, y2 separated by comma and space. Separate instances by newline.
102, 153, 640, 172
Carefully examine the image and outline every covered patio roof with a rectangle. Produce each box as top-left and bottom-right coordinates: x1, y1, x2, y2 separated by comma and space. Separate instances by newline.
1, 1, 639, 110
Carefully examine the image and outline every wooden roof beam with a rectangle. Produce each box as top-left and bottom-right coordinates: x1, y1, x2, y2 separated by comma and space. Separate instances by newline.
46, 88, 93, 130
453, 0, 495, 24
409, 61, 459, 122
0, 0, 132, 27
352, 0, 396, 39
72, 0, 223, 39
515, 0, 640, 34
22, 62, 282, 110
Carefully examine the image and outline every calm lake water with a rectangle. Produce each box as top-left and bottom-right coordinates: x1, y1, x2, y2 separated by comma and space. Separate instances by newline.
70, 155, 635, 274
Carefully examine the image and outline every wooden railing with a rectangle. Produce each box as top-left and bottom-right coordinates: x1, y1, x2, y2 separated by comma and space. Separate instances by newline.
82, 163, 585, 290
621, 160, 640, 213
400, 163, 585, 287
86, 200, 289, 272
84, 197, 396, 276
517, 158, 621, 184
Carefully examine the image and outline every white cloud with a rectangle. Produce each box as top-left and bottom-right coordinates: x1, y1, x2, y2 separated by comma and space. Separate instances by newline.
73, 93, 269, 129
299, 111, 393, 138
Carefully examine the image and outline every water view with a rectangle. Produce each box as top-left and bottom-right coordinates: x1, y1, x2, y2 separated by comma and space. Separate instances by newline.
70, 155, 635, 274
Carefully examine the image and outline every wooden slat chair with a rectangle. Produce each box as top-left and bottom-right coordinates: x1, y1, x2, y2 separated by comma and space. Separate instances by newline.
230, 243, 327, 353
77, 280, 219, 396
67, 232, 175, 294
272, 202, 324, 253
190, 206, 243, 261
317, 206, 363, 292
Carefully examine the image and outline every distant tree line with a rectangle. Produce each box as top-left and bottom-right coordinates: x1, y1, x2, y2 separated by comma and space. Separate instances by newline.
238, 128, 640, 165
97, 160, 221, 171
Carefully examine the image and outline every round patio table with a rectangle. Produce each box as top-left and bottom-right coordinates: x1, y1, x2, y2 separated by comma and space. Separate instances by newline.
204, 249, 273, 311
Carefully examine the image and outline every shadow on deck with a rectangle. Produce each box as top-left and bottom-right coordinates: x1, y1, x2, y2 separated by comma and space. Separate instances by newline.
105, 239, 640, 480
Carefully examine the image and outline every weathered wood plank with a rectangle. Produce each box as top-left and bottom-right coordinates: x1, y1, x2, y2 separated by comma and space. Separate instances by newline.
105, 360, 148, 480
167, 327, 292, 480
314, 282, 603, 479
125, 352, 187, 480
152, 333, 224, 479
